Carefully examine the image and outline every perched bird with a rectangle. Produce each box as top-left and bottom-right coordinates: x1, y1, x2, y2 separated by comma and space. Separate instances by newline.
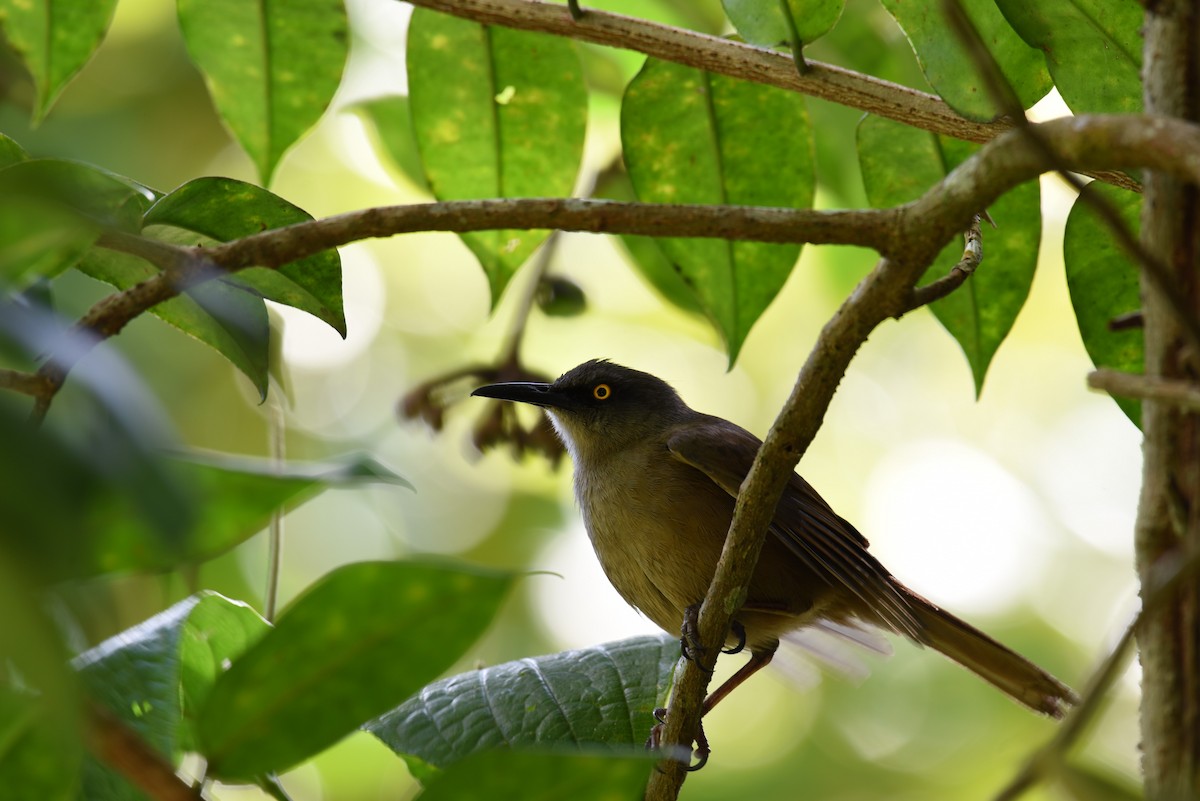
473, 360, 1076, 734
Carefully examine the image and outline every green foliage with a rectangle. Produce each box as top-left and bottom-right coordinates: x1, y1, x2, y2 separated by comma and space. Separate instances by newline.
621, 58, 814, 364
368, 634, 677, 771
406, 8, 588, 306
0, 0, 117, 122
880, 0, 1052, 120
994, 0, 1143, 114
723, 0, 845, 47
857, 116, 1039, 395
418, 749, 657, 801
174, 0, 349, 184
1064, 184, 1143, 424
198, 561, 513, 780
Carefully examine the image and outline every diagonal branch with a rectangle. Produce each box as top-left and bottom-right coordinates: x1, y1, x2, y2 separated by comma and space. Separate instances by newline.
406, 0, 1139, 193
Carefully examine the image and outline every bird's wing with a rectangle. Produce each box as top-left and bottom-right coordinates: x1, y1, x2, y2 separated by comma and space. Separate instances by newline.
667, 422, 922, 639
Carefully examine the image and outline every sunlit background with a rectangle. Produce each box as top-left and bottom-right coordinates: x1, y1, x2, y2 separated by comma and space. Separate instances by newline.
1, 0, 1142, 798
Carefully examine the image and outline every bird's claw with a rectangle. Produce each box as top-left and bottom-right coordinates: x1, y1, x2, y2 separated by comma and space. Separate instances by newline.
722, 621, 746, 655
645, 708, 711, 771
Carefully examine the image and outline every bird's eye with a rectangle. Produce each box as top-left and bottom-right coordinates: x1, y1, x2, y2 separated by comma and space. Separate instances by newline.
593, 383, 611, 400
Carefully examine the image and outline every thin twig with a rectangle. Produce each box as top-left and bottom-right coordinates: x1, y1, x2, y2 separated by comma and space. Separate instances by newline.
0, 368, 51, 397
1088, 369, 1200, 413
899, 214, 984, 315
86, 703, 200, 801
991, 549, 1200, 801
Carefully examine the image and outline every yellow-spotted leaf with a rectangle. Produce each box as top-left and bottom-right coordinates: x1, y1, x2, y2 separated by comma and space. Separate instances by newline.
622, 58, 814, 364
406, 9, 587, 305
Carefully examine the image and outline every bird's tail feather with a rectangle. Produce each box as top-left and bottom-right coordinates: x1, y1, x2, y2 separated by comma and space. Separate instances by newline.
901, 587, 1077, 718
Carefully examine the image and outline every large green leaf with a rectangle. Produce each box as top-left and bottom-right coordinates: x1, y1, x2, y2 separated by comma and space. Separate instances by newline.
368, 634, 677, 774
74, 593, 268, 801
0, 0, 117, 122
175, 0, 349, 183
0, 133, 27, 168
621, 58, 814, 364
145, 177, 346, 336
994, 0, 1142, 114
406, 9, 587, 305
722, 0, 844, 46
880, 0, 1051, 120
1063, 183, 1142, 425
0, 686, 80, 801
419, 749, 655, 801
197, 561, 513, 780
353, 96, 431, 193
858, 115, 1039, 395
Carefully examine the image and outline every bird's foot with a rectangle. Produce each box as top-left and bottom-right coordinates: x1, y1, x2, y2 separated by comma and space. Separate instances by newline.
646, 708, 711, 771
722, 620, 746, 655
567, 0, 584, 20
679, 603, 707, 665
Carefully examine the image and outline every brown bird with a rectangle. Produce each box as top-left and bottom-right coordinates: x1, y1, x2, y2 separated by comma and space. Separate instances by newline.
473, 360, 1076, 746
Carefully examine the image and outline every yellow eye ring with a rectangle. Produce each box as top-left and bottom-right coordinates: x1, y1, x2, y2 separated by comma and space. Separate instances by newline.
593, 383, 611, 400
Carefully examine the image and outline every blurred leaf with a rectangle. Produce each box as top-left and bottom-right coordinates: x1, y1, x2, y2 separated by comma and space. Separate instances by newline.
0, 0, 117, 122
857, 116, 1038, 394
419, 749, 655, 801
407, 9, 587, 305
880, 0, 1051, 120
198, 561, 513, 780
1057, 762, 1144, 801
146, 177, 346, 336
0, 686, 81, 801
77, 451, 409, 579
1064, 183, 1142, 425
994, 0, 1142, 114
76, 246, 272, 402
74, 593, 267, 801
0, 132, 27, 167
621, 58, 814, 364
175, 0, 348, 184
368, 634, 677, 770
536, 276, 586, 317
354, 96, 431, 193
0, 159, 155, 283
722, 0, 844, 47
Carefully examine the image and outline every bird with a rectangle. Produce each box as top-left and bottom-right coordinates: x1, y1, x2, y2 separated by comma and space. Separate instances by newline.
472, 359, 1076, 745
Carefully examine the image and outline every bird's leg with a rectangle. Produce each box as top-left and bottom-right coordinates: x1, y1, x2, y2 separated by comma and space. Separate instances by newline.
701, 645, 776, 716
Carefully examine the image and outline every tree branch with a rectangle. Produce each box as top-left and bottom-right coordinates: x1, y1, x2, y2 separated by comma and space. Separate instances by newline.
1088, 369, 1200, 413
0, 369, 52, 398
86, 704, 200, 801
21, 116, 1200, 420
405, 0, 1139, 192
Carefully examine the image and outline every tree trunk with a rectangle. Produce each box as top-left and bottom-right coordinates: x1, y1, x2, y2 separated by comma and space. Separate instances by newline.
1137, 2, 1200, 798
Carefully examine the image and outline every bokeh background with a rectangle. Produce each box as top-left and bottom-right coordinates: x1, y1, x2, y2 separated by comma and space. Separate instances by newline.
1, 0, 1142, 798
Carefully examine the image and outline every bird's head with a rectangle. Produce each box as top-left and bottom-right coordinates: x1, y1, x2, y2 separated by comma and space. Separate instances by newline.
472, 360, 689, 460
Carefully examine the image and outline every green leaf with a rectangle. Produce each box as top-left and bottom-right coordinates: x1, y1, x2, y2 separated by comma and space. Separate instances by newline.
197, 561, 513, 780
74, 593, 268, 801
722, 0, 844, 47
1064, 183, 1142, 425
857, 116, 1038, 395
419, 749, 656, 801
994, 0, 1142, 114
0, 687, 81, 801
879, 0, 1052, 120
407, 9, 587, 305
0, 133, 27, 168
145, 177, 346, 336
77, 451, 408, 578
175, 0, 349, 184
0, 160, 154, 283
368, 634, 677, 770
353, 96, 431, 193
76, 246, 272, 401
621, 58, 814, 364
0, 0, 117, 122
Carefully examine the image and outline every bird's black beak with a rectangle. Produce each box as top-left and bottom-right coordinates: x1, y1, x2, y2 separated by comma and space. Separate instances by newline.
471, 381, 576, 410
